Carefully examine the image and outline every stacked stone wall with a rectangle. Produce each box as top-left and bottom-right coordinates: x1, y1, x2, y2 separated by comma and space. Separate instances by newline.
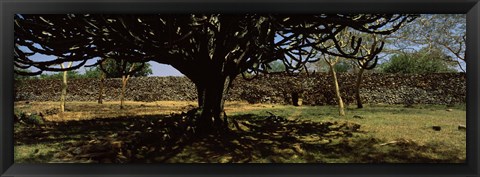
15, 73, 466, 105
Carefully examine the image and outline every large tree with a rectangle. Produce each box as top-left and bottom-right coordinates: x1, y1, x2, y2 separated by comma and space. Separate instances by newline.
385, 14, 466, 72
14, 14, 416, 133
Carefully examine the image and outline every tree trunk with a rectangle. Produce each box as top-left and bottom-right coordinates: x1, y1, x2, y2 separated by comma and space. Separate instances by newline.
120, 76, 127, 109
328, 64, 345, 116
119, 63, 136, 109
98, 72, 105, 104
355, 68, 365, 109
60, 62, 73, 113
60, 70, 68, 113
196, 84, 205, 108
195, 75, 233, 134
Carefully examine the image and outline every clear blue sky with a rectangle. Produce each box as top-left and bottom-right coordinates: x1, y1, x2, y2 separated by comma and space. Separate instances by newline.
149, 62, 183, 76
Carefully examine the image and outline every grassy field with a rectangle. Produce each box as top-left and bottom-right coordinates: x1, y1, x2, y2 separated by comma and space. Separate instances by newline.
14, 101, 466, 163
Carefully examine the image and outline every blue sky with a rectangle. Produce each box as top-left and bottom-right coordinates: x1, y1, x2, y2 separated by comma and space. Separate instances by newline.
149, 62, 183, 76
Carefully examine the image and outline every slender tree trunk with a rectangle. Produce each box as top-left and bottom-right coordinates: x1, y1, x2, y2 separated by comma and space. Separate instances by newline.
120, 64, 135, 109
98, 72, 105, 104
355, 68, 365, 108
60, 70, 67, 113
60, 62, 73, 113
120, 75, 127, 109
328, 64, 345, 116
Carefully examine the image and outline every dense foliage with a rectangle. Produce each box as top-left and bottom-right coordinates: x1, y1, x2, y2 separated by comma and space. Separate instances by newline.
380, 47, 457, 74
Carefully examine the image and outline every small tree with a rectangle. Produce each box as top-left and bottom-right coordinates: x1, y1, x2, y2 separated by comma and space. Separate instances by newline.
97, 57, 150, 109
323, 55, 346, 116
60, 62, 73, 113
353, 34, 384, 108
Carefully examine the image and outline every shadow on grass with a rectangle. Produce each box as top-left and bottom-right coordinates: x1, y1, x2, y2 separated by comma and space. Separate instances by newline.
14, 111, 464, 163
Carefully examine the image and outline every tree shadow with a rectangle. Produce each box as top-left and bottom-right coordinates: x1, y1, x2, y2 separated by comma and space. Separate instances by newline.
14, 111, 464, 163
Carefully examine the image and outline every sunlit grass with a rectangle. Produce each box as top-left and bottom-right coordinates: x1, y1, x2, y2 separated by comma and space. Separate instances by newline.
15, 143, 62, 163
228, 103, 466, 162
14, 101, 466, 163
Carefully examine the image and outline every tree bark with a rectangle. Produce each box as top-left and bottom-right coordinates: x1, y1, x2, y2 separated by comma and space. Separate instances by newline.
196, 84, 205, 108
60, 62, 73, 113
355, 68, 365, 108
98, 72, 105, 104
120, 64, 135, 109
60, 70, 67, 113
120, 75, 127, 109
195, 75, 233, 134
328, 63, 345, 116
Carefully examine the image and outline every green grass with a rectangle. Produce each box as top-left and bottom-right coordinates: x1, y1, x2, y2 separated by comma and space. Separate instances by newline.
15, 143, 62, 163
14, 102, 466, 163
227, 103, 466, 163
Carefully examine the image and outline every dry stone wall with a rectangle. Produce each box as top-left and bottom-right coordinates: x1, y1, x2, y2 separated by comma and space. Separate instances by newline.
14, 73, 466, 105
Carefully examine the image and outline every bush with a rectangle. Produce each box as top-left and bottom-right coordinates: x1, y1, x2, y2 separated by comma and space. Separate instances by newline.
15, 109, 45, 125
380, 47, 457, 74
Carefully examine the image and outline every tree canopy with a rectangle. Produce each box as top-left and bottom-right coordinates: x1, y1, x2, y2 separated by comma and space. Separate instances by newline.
15, 14, 416, 76
384, 14, 466, 72
91, 58, 152, 78
14, 14, 417, 132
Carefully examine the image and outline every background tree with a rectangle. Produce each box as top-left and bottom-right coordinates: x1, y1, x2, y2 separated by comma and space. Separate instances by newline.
323, 55, 346, 116
380, 46, 457, 74
95, 65, 106, 104
265, 60, 286, 73
307, 59, 353, 73
312, 28, 385, 114
385, 14, 466, 72
39, 70, 82, 79
14, 14, 416, 133
79, 59, 152, 104
313, 29, 352, 116
97, 58, 152, 78
95, 57, 151, 109
83, 67, 103, 78
60, 62, 73, 113
352, 33, 385, 109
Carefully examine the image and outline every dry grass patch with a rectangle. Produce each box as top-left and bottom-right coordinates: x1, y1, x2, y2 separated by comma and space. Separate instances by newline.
15, 101, 198, 121
15, 101, 280, 122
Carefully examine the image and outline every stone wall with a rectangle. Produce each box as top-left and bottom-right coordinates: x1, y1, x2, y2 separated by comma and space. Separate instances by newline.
14, 73, 466, 105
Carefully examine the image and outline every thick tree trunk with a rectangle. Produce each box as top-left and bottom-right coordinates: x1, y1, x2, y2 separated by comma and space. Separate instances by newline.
355, 68, 365, 109
98, 72, 105, 104
195, 75, 233, 134
196, 84, 205, 108
328, 64, 345, 116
